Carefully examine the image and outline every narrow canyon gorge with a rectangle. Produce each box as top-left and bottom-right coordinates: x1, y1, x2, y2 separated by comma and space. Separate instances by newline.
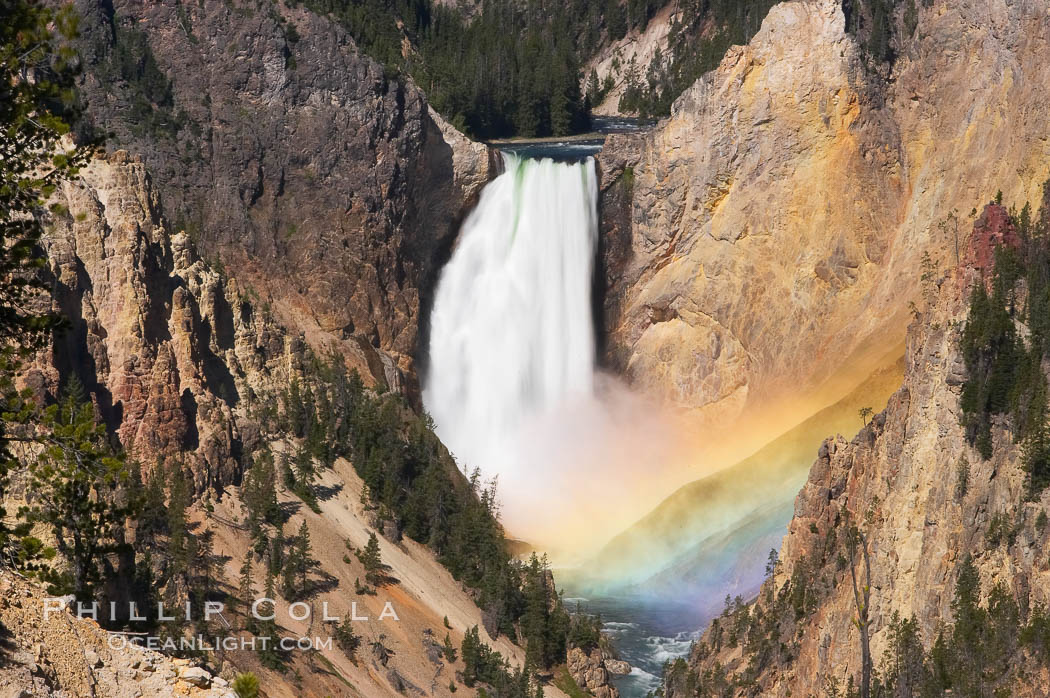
1, 0, 1050, 696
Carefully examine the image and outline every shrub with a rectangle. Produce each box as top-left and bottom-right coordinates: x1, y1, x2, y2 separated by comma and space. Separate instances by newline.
232, 673, 260, 698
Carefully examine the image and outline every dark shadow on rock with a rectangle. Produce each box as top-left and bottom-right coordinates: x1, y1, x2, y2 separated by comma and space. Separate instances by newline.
593, 159, 636, 370
0, 621, 17, 668
411, 112, 493, 401
315, 482, 343, 502
180, 388, 199, 450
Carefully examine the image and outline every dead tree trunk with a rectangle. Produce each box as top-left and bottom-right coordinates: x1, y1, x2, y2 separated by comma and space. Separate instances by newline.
849, 526, 873, 698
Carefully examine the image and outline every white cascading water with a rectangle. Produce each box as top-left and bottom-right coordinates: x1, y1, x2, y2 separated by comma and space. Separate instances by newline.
424, 152, 598, 471
424, 151, 688, 557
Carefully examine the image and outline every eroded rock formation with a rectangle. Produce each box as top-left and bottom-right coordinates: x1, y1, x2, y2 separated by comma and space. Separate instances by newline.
566, 646, 627, 698
598, 0, 1050, 443
34, 151, 337, 491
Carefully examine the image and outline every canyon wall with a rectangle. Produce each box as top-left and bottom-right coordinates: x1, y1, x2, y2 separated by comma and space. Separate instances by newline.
598, 0, 1050, 447
33, 150, 321, 492
669, 205, 1050, 695
24, 150, 558, 698
68, 0, 489, 393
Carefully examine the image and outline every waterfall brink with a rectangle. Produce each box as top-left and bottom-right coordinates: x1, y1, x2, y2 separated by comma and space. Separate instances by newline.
423, 152, 599, 474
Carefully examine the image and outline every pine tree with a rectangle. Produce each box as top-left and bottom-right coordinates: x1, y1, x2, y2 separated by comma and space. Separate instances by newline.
356, 531, 385, 587
605, 0, 628, 40
252, 528, 270, 561
443, 632, 458, 662
280, 445, 319, 512
244, 449, 281, 545
585, 69, 601, 108
238, 550, 255, 631
948, 555, 986, 693
284, 377, 305, 436
132, 550, 159, 631
257, 569, 282, 669
192, 528, 217, 614
167, 466, 192, 581
847, 524, 873, 698
282, 520, 317, 600
269, 528, 285, 578
334, 614, 361, 662
311, 386, 334, 465
293, 446, 317, 497
301, 383, 318, 444
461, 625, 482, 687
281, 545, 298, 600
134, 461, 169, 544
293, 520, 314, 594
280, 450, 295, 490
0, 11, 85, 566
21, 381, 135, 598
521, 554, 551, 667
1021, 375, 1050, 494
880, 612, 927, 695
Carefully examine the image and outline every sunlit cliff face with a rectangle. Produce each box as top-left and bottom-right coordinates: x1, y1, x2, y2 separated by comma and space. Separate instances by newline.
431, 0, 1050, 577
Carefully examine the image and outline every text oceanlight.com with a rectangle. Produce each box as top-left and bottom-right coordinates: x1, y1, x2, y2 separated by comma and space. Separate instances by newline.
108, 634, 336, 652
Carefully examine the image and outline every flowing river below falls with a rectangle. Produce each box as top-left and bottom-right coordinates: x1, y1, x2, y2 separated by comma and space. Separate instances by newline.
560, 591, 712, 697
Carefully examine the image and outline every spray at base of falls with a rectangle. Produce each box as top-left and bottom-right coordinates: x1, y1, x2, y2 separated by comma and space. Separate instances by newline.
423, 153, 693, 558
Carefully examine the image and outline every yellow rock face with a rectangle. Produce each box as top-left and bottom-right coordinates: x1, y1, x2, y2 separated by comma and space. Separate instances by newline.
600, 0, 1050, 455
689, 260, 1050, 695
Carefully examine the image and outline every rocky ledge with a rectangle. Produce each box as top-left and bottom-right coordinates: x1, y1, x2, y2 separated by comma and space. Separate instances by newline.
566, 646, 631, 698
0, 571, 233, 697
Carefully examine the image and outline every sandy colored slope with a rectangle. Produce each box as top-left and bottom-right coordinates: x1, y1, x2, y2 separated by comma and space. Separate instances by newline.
201, 454, 568, 698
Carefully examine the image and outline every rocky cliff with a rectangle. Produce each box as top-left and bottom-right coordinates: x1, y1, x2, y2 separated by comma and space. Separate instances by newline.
32, 150, 318, 492
598, 0, 1050, 452
566, 646, 630, 698
68, 0, 489, 394
668, 204, 1050, 696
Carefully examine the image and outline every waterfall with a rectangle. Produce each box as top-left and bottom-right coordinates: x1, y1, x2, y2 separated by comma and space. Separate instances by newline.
423, 152, 599, 481
424, 151, 692, 556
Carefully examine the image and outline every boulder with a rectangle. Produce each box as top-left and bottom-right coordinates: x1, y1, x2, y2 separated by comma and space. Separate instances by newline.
179, 666, 212, 687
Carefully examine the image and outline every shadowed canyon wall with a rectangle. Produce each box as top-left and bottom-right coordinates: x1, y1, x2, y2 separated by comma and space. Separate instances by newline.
68, 0, 490, 395
33, 151, 315, 492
